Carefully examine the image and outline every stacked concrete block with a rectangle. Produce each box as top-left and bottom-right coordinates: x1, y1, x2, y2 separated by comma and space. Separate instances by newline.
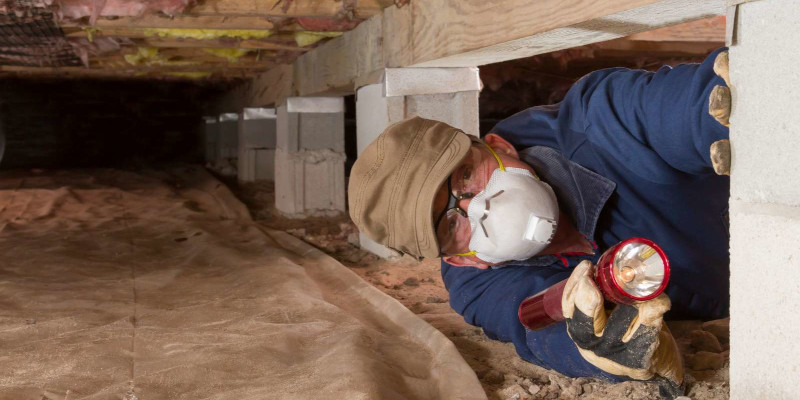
203, 116, 218, 165
728, 1, 800, 399
354, 67, 481, 258
214, 113, 240, 176
238, 108, 277, 183
275, 97, 346, 217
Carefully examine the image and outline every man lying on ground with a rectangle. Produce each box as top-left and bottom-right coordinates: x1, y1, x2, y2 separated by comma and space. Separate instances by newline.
348, 48, 732, 399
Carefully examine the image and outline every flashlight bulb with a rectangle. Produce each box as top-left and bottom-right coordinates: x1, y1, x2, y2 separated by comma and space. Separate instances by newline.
611, 241, 666, 298
618, 266, 636, 283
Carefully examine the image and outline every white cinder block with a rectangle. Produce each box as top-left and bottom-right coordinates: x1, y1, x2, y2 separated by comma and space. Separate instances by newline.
356, 83, 396, 156
254, 149, 275, 182
204, 121, 218, 164
277, 106, 344, 152
240, 119, 277, 150
729, 200, 800, 400
729, 0, 800, 206
303, 154, 346, 212
405, 91, 480, 137
274, 148, 346, 216
239, 148, 275, 183
359, 233, 401, 260
243, 107, 276, 120
729, 1, 800, 399
217, 120, 239, 160
383, 67, 481, 97
285, 97, 344, 113
237, 149, 251, 182
274, 148, 301, 214
275, 97, 346, 216
298, 113, 345, 151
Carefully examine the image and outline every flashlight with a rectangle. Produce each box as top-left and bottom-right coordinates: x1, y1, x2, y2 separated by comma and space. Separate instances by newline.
518, 238, 670, 331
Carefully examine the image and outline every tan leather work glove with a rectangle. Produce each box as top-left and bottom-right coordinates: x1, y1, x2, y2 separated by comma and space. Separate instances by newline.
562, 261, 684, 399
709, 50, 732, 176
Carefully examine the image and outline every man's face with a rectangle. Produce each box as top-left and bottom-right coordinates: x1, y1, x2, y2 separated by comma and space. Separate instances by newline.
431, 134, 540, 269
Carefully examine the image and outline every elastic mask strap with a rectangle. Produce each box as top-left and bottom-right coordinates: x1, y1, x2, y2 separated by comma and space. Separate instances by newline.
482, 142, 505, 172
455, 141, 502, 258
481, 140, 541, 180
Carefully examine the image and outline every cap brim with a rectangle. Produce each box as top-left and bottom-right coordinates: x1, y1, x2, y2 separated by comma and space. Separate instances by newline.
415, 131, 473, 258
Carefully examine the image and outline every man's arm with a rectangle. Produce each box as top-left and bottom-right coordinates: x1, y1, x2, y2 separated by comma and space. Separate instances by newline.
492, 48, 730, 179
441, 260, 624, 381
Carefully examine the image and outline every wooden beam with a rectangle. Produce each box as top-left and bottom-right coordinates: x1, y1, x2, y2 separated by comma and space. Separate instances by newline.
292, 0, 725, 97
0, 65, 260, 79
63, 27, 307, 52
63, 27, 306, 51
397, 0, 725, 67
91, 49, 275, 68
219, 0, 724, 110
91, 61, 275, 71
293, 15, 383, 96
212, 63, 294, 112
63, 27, 281, 40
186, 0, 384, 18
137, 38, 307, 52
625, 15, 725, 42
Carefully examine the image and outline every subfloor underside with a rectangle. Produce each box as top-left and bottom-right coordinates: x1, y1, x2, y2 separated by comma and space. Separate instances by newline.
0, 167, 484, 400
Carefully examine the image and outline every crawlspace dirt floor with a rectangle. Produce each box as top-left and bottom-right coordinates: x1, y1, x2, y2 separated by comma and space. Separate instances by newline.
233, 181, 730, 400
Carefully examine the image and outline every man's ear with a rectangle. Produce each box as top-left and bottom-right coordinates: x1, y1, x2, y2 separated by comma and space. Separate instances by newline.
484, 133, 519, 159
443, 255, 491, 270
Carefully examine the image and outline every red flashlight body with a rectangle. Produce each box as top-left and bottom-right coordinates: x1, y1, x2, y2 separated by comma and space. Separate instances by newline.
518, 238, 670, 331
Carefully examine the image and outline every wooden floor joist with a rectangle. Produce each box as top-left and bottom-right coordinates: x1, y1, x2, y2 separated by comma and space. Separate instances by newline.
186, 0, 385, 19
138, 38, 308, 52
58, 15, 284, 30
0, 65, 262, 79
216, 0, 724, 111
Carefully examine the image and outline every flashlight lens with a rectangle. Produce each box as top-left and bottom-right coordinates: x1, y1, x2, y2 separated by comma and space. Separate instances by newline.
612, 242, 665, 298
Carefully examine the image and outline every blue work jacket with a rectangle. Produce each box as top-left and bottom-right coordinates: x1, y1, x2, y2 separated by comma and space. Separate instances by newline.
441, 48, 730, 381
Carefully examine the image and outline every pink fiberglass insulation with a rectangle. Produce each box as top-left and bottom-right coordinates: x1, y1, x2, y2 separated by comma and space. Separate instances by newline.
57, 0, 193, 23
68, 36, 126, 66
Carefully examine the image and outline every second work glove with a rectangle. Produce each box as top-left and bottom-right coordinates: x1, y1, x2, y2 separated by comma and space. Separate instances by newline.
709, 50, 732, 176
562, 260, 684, 399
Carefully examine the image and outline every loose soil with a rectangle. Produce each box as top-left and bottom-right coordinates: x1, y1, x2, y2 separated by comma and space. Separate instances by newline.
233, 181, 730, 400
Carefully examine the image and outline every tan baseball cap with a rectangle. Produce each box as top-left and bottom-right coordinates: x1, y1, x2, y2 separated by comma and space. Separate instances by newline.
348, 116, 472, 258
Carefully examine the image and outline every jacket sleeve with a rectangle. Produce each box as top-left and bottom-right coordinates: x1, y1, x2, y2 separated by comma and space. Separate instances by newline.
491, 48, 730, 178
441, 260, 624, 381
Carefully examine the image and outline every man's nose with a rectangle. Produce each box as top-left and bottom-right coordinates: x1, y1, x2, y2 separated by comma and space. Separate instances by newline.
458, 197, 472, 213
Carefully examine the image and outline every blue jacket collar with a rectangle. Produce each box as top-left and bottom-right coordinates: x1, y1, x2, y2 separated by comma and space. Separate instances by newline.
501, 146, 616, 267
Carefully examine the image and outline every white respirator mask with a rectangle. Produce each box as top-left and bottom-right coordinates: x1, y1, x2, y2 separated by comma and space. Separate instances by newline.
460, 145, 559, 264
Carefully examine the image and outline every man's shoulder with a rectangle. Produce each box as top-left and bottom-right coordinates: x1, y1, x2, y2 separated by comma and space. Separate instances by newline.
519, 146, 616, 240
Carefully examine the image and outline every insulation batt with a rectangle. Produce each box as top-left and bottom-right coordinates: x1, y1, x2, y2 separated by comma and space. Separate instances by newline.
57, 0, 192, 21
68, 36, 123, 66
